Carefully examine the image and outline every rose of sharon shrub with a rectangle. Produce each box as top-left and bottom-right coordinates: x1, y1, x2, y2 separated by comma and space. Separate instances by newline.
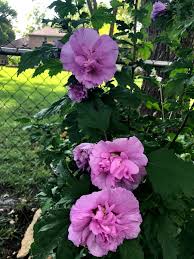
151, 1, 167, 20
60, 28, 119, 88
73, 143, 94, 171
68, 84, 88, 103
68, 187, 142, 257
89, 137, 148, 190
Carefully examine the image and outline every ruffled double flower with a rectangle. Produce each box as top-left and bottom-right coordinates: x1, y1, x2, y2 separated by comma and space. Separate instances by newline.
69, 137, 147, 257
60, 28, 118, 102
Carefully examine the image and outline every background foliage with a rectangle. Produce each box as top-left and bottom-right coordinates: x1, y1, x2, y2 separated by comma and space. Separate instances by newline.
0, 0, 17, 45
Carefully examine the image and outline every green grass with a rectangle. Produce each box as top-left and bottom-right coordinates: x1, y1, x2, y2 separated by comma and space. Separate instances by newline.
0, 66, 69, 194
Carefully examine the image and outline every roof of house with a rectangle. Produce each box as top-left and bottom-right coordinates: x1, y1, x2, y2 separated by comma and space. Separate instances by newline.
29, 26, 65, 37
5, 37, 30, 49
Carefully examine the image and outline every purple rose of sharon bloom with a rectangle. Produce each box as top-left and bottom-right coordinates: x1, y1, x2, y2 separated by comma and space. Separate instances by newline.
151, 1, 167, 20
68, 187, 142, 257
68, 84, 88, 103
60, 28, 119, 88
89, 137, 148, 191
73, 143, 94, 171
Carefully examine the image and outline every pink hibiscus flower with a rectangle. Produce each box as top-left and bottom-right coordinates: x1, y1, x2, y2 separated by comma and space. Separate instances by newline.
89, 137, 148, 190
73, 143, 94, 171
151, 1, 167, 20
68, 83, 88, 103
68, 187, 142, 257
60, 28, 119, 88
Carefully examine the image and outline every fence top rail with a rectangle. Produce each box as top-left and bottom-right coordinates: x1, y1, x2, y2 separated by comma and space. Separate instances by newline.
0, 46, 172, 67
0, 47, 32, 56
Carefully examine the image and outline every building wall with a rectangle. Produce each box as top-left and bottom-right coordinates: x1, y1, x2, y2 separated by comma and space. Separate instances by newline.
28, 35, 63, 49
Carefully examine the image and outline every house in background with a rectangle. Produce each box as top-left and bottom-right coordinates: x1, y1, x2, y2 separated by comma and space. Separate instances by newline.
28, 26, 65, 48
5, 26, 65, 49
0, 27, 65, 65
5, 37, 30, 49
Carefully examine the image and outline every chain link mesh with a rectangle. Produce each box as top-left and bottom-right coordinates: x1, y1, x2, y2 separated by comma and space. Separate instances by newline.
0, 50, 69, 191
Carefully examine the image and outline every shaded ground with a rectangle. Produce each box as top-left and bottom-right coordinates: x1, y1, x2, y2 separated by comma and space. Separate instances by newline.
0, 192, 35, 259
0, 66, 69, 258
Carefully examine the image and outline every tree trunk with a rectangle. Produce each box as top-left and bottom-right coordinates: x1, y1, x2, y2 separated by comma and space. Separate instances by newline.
141, 0, 175, 100
141, 0, 194, 101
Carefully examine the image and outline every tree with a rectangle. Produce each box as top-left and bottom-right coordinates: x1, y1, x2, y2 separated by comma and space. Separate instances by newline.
24, 7, 45, 35
0, 0, 17, 45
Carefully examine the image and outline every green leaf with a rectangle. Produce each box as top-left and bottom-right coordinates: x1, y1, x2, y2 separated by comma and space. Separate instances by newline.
91, 7, 115, 29
178, 213, 194, 259
110, 86, 142, 110
165, 78, 186, 97
18, 44, 59, 75
157, 215, 179, 259
49, 0, 77, 18
110, 0, 123, 8
142, 214, 161, 258
115, 67, 139, 90
77, 98, 112, 133
31, 209, 69, 259
33, 59, 63, 77
115, 67, 132, 87
34, 96, 70, 119
147, 148, 194, 198
18, 50, 42, 75
116, 20, 130, 31
56, 239, 80, 259
56, 160, 90, 200
146, 100, 161, 111
62, 174, 91, 201
138, 42, 153, 60
65, 111, 83, 143
15, 117, 31, 123
120, 239, 144, 259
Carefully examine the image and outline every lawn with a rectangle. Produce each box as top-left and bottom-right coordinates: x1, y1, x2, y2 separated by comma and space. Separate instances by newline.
0, 66, 69, 194
0, 66, 70, 258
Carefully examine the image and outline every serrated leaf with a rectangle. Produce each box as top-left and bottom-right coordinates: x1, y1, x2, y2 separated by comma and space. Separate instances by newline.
49, 0, 77, 18
62, 174, 90, 200
147, 148, 194, 198
56, 160, 90, 200
157, 215, 179, 259
34, 96, 69, 119
33, 59, 63, 77
91, 7, 115, 29
138, 42, 153, 60
110, 86, 142, 108
115, 67, 139, 90
165, 78, 186, 97
31, 209, 69, 259
77, 98, 112, 133
18, 44, 57, 75
120, 239, 144, 259
110, 0, 123, 8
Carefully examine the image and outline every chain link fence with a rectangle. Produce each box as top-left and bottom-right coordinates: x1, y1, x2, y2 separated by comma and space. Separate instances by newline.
0, 49, 69, 192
